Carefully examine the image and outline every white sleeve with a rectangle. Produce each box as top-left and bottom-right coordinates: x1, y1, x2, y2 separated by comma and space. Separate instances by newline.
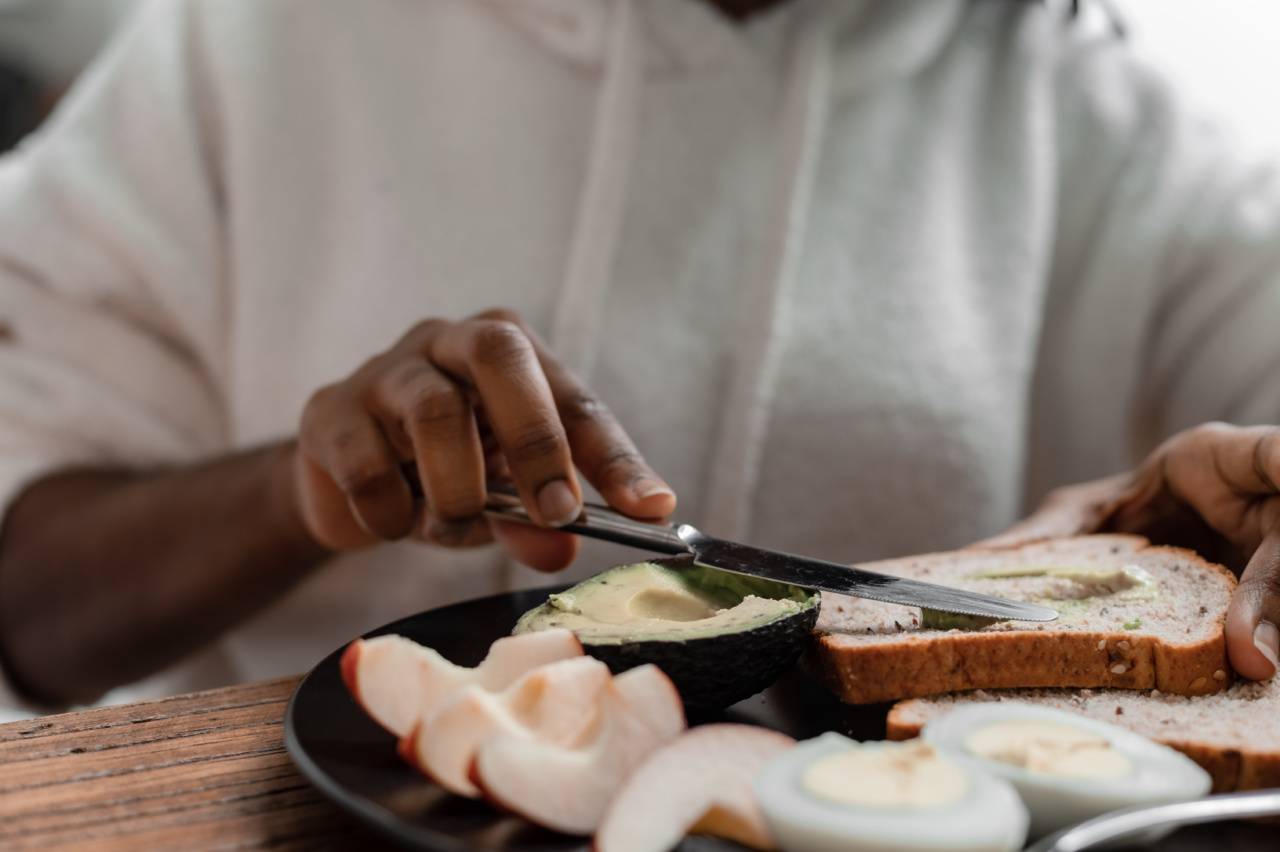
0, 0, 229, 516
0, 0, 229, 713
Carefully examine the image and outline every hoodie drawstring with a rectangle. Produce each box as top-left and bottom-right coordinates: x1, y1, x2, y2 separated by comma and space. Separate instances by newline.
549, 0, 641, 380
701, 4, 845, 540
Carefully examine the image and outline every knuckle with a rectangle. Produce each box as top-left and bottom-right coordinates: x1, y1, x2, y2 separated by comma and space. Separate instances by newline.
330, 426, 363, 453
557, 387, 612, 427
1253, 434, 1280, 493
334, 456, 398, 499
298, 393, 332, 442
504, 423, 566, 465
402, 318, 447, 346
401, 381, 468, 437
350, 352, 391, 384
1191, 422, 1233, 445
1240, 571, 1280, 602
302, 383, 345, 422
467, 319, 533, 369
593, 445, 646, 482
1256, 427, 1280, 459
475, 307, 525, 326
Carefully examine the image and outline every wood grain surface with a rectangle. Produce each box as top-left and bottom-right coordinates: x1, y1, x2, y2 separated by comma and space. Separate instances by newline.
0, 676, 399, 851
0, 672, 1270, 852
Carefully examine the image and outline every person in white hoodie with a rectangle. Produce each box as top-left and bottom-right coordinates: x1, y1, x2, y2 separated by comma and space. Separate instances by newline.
0, 0, 1278, 716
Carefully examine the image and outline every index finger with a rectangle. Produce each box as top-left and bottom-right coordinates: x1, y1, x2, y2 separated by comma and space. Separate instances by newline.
476, 310, 676, 521
1166, 424, 1280, 496
1153, 423, 1280, 551
422, 317, 582, 528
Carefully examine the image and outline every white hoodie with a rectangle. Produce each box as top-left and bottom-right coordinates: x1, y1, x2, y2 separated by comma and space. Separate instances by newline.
0, 0, 1278, 712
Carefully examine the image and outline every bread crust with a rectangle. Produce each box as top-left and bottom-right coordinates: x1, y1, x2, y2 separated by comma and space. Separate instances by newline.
806, 536, 1235, 704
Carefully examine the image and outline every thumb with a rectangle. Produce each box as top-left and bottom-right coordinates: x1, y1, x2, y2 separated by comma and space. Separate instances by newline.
1225, 530, 1280, 681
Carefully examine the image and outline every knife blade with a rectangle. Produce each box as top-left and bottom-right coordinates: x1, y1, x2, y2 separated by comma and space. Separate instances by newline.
482, 490, 1057, 622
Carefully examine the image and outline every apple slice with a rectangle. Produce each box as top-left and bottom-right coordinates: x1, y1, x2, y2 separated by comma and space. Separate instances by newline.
340, 628, 581, 737
401, 654, 613, 797
472, 664, 687, 835
595, 724, 796, 852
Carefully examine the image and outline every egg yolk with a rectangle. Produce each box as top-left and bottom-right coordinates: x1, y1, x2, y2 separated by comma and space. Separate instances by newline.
800, 741, 971, 809
964, 719, 1133, 779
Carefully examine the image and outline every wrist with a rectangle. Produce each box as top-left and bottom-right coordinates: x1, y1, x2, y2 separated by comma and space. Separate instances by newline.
268, 440, 333, 560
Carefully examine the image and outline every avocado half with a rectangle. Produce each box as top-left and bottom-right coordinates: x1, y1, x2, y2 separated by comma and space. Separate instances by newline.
513, 557, 820, 713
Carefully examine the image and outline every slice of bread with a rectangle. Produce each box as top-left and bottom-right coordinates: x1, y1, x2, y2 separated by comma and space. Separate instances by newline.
885, 680, 1280, 794
805, 535, 1235, 704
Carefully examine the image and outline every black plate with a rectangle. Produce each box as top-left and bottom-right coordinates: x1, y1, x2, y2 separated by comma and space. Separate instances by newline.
285, 586, 1272, 852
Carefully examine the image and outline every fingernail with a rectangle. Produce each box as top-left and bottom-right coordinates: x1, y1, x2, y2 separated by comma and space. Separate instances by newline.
537, 480, 580, 527
630, 475, 675, 502
1254, 621, 1280, 675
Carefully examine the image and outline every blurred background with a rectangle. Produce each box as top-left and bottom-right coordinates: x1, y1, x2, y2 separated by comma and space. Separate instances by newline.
0, 1, 1276, 162
1126, 0, 1280, 163
0, 0, 137, 150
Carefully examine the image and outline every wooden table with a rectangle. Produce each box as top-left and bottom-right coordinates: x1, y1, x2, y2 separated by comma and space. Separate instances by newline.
0, 674, 1272, 851
0, 676, 399, 851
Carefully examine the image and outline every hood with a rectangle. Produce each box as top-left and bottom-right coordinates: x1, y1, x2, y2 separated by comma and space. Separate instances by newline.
484, 0, 964, 95
481, 0, 967, 539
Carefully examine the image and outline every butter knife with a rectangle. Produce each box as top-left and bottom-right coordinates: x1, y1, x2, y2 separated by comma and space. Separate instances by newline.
483, 490, 1057, 623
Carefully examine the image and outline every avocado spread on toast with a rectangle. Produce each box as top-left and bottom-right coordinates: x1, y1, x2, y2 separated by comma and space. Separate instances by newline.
921, 565, 1159, 631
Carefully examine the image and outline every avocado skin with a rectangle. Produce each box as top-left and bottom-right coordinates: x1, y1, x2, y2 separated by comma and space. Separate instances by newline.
582, 603, 820, 713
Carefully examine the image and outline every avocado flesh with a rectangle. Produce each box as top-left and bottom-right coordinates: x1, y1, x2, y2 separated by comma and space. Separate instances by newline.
920, 610, 1000, 630
515, 559, 820, 713
522, 562, 809, 644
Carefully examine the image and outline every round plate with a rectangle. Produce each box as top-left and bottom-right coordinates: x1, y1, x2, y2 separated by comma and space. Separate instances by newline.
283, 585, 873, 852
284, 586, 1275, 852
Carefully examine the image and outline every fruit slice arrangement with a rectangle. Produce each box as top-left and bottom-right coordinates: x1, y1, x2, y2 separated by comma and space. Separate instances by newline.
341, 629, 790, 845
340, 629, 583, 737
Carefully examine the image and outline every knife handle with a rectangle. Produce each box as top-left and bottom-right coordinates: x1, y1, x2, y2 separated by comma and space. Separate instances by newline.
483, 486, 688, 556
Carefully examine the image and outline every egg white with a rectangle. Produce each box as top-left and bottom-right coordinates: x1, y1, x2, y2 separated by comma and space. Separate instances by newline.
921, 702, 1211, 838
753, 732, 1028, 852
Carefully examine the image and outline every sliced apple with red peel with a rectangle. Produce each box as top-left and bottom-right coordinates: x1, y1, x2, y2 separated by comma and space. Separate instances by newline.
595, 724, 796, 852
340, 628, 581, 737
472, 663, 686, 835
401, 655, 613, 797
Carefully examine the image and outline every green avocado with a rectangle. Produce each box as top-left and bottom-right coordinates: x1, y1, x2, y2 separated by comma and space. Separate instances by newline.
514, 558, 820, 713
919, 610, 1000, 630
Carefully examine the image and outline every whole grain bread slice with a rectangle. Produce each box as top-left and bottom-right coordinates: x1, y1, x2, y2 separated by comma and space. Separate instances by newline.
886, 681, 1280, 794
805, 535, 1235, 704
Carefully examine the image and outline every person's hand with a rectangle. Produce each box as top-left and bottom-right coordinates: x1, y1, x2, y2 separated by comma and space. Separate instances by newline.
290, 308, 676, 572
977, 422, 1280, 681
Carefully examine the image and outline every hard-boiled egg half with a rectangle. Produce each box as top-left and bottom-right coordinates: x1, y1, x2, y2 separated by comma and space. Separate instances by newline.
920, 702, 1211, 838
753, 732, 1028, 852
